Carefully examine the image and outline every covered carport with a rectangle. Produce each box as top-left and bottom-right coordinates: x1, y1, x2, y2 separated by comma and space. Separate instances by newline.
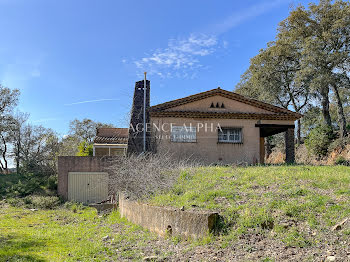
256, 124, 295, 164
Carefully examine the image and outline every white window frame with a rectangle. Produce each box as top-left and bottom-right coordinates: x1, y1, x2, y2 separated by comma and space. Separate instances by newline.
171, 126, 197, 143
218, 128, 243, 143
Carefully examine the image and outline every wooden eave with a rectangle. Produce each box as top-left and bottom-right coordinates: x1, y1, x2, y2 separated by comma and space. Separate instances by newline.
149, 110, 300, 121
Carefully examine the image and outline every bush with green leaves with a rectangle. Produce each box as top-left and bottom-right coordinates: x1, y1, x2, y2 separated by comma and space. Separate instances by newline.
6, 195, 61, 209
64, 201, 86, 212
3, 173, 58, 198
335, 156, 349, 166
47, 175, 57, 191
305, 125, 335, 157
77, 140, 93, 156
6, 173, 43, 197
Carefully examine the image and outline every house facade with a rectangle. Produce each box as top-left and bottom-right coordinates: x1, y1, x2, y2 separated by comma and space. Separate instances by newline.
148, 88, 301, 164
95, 80, 302, 164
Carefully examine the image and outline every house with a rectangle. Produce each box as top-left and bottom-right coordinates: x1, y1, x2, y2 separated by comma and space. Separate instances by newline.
59, 79, 302, 203
93, 128, 128, 156
148, 87, 301, 164
99, 80, 302, 164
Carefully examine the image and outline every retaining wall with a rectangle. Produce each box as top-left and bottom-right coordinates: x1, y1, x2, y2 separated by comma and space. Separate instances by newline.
119, 194, 219, 238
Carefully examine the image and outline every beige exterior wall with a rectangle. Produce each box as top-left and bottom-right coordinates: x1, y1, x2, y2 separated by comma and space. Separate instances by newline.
150, 116, 295, 165
166, 95, 271, 114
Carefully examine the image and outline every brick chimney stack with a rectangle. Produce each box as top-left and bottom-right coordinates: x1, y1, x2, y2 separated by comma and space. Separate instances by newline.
127, 79, 150, 155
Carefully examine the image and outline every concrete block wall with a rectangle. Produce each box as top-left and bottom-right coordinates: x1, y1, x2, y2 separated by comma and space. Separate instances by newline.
119, 194, 218, 239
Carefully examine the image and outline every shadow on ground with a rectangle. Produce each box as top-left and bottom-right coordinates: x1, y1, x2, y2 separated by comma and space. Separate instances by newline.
0, 234, 47, 262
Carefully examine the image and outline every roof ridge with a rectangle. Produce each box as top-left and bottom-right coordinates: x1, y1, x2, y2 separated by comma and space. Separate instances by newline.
150, 110, 301, 120
149, 88, 302, 117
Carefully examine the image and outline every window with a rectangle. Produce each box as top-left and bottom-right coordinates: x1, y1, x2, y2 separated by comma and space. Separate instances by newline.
218, 128, 242, 143
171, 126, 197, 143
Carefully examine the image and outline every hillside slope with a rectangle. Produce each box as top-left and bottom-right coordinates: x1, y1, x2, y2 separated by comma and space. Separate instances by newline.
150, 165, 350, 261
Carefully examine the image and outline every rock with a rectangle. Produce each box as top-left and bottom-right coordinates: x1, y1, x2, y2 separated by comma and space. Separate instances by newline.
29, 208, 38, 212
326, 256, 336, 261
102, 235, 110, 241
143, 256, 158, 261
331, 218, 348, 231
180, 206, 185, 211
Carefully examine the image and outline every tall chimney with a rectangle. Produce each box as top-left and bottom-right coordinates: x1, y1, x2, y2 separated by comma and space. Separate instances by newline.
127, 79, 150, 155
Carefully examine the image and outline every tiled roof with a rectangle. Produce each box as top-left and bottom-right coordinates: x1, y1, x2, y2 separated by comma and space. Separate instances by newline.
150, 111, 300, 121
149, 88, 302, 120
94, 128, 128, 144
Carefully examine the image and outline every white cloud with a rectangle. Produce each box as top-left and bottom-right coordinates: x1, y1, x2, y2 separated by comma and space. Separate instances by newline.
135, 34, 218, 78
132, 0, 286, 79
64, 98, 120, 106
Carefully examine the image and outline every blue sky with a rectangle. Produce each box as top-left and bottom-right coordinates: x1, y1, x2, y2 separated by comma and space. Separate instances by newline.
0, 0, 311, 136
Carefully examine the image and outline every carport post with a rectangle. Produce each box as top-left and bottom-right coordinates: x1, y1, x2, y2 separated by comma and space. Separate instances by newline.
285, 128, 295, 164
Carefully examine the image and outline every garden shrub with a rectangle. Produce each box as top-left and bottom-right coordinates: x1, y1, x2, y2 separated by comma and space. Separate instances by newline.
64, 201, 86, 212
77, 140, 93, 156
335, 156, 349, 166
47, 175, 58, 191
6, 173, 43, 197
6, 195, 61, 209
3, 172, 58, 198
29, 196, 61, 209
305, 125, 334, 157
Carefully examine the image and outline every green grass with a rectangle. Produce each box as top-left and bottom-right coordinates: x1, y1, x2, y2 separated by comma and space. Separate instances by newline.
150, 165, 350, 247
1, 165, 349, 261
0, 204, 156, 261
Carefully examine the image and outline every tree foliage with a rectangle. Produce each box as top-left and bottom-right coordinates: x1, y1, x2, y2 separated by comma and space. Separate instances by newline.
280, 0, 350, 136
236, 0, 350, 153
76, 141, 93, 156
68, 118, 114, 143
0, 85, 20, 173
0, 84, 112, 174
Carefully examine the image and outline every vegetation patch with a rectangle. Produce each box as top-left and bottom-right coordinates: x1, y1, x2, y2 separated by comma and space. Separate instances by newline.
1, 166, 349, 261
149, 165, 350, 259
0, 203, 159, 261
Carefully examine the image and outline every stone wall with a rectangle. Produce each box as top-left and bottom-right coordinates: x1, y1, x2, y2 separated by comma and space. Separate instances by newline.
285, 128, 295, 164
57, 156, 115, 200
119, 194, 218, 239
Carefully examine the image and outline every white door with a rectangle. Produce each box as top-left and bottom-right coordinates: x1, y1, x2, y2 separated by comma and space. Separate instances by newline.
68, 172, 108, 204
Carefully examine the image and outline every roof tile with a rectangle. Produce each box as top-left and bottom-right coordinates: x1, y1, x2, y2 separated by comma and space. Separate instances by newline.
94, 128, 128, 144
